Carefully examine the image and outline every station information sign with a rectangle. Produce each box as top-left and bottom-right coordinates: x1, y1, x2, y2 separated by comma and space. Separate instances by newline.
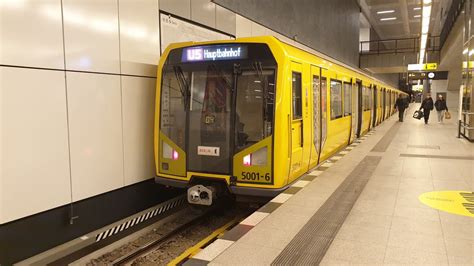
407, 63, 438, 71
182, 45, 248, 62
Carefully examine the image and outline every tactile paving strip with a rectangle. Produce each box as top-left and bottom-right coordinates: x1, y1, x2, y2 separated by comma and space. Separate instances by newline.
371, 122, 400, 152
271, 156, 382, 265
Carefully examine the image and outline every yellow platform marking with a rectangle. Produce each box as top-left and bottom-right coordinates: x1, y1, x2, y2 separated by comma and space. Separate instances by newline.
419, 191, 474, 218
167, 218, 240, 266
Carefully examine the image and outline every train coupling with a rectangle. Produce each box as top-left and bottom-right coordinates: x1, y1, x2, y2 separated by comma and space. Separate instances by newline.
187, 185, 216, 206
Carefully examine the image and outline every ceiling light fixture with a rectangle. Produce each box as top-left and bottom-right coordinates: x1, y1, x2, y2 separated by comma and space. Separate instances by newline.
418, 1, 432, 64
377, 10, 395, 14
414, 14, 421, 18
380, 17, 397, 21
414, 7, 421, 10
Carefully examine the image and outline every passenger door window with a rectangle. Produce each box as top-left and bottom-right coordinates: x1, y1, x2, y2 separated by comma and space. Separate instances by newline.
313, 75, 320, 153
330, 80, 343, 119
292, 72, 302, 120
321, 77, 327, 148
344, 82, 352, 116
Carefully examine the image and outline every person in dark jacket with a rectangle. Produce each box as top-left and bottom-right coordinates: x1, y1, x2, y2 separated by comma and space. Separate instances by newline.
434, 95, 448, 123
394, 94, 407, 122
420, 94, 434, 124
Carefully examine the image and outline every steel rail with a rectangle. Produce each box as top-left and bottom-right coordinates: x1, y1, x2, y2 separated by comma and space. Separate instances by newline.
111, 203, 231, 266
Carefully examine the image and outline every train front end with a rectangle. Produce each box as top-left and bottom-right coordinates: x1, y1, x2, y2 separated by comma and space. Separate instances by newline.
155, 39, 280, 205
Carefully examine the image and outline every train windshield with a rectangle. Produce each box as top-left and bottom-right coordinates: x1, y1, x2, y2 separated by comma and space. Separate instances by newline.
160, 43, 276, 174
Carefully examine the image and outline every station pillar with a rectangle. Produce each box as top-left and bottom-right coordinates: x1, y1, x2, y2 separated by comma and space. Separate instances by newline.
462, 0, 474, 140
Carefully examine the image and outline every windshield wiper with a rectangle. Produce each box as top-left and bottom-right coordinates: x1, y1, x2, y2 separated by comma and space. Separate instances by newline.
173, 66, 190, 110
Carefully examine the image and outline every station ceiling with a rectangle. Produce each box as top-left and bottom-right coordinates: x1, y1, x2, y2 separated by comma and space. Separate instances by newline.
360, 0, 448, 40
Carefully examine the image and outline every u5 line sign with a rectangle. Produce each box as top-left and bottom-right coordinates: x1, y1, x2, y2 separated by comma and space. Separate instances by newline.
182, 45, 248, 62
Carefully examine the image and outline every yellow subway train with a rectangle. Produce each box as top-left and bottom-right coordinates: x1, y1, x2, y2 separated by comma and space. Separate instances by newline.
154, 36, 405, 205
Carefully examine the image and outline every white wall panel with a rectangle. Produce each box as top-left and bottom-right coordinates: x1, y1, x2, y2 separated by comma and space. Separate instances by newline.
251, 22, 269, 37
0, 67, 71, 224
216, 5, 236, 35
67, 72, 124, 201
235, 15, 252, 37
160, 14, 232, 53
0, 0, 65, 69
119, 0, 160, 77
63, 0, 120, 73
122, 76, 156, 185
191, 0, 216, 28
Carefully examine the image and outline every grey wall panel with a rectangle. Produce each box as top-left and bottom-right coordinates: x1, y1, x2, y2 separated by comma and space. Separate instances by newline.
374, 73, 400, 88
214, 0, 360, 66
160, 0, 191, 18
191, 0, 216, 28
216, 5, 236, 35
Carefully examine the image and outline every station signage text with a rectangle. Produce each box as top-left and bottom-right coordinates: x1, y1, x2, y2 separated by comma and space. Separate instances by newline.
182, 45, 248, 62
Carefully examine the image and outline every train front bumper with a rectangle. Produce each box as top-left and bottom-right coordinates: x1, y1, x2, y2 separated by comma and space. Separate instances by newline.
154, 175, 287, 198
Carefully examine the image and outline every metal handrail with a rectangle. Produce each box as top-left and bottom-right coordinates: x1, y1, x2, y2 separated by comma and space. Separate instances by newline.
360, 36, 441, 55
458, 111, 474, 142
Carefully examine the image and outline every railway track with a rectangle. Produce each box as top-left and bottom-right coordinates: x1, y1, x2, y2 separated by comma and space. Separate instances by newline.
89, 200, 256, 266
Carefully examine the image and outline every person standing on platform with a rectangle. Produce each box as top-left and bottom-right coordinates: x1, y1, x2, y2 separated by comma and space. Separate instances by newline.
420, 94, 434, 124
394, 94, 407, 122
434, 95, 448, 123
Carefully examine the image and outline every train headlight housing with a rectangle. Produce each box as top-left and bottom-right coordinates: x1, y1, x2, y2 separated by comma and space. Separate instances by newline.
163, 141, 179, 161
243, 154, 252, 166
243, 147, 267, 166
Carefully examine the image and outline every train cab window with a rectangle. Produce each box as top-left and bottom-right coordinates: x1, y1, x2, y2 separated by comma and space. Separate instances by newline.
235, 69, 276, 149
330, 80, 343, 119
343, 82, 352, 116
292, 72, 302, 119
160, 67, 189, 150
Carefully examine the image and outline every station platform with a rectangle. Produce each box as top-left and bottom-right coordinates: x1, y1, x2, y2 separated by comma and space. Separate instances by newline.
186, 105, 474, 265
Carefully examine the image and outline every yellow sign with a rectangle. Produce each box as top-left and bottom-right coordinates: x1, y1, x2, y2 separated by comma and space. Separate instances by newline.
407, 63, 438, 71
419, 191, 474, 217
425, 63, 437, 70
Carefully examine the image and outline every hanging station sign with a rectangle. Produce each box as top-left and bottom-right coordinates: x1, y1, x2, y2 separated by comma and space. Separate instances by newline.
182, 45, 248, 62
407, 63, 438, 71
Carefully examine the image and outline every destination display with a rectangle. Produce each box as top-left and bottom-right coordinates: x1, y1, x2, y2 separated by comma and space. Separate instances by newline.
182, 45, 248, 62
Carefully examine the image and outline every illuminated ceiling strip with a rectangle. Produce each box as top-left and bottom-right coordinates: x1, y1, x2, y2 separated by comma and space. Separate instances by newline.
418, 0, 432, 64
377, 10, 395, 14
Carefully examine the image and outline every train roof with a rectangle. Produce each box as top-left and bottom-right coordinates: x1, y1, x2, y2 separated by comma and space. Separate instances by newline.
160, 36, 405, 94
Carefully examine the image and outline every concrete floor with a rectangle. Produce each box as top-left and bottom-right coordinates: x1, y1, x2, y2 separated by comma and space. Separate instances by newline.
191, 105, 474, 265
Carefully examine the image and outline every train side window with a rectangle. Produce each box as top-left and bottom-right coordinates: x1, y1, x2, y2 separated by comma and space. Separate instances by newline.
344, 82, 352, 116
330, 79, 343, 120
292, 72, 302, 120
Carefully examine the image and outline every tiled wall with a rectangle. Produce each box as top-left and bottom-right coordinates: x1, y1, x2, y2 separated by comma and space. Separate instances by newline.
0, 0, 163, 223
0, 0, 338, 224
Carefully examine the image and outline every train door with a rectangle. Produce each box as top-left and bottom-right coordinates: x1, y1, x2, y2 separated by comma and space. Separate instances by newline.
356, 80, 362, 137
382, 88, 386, 121
309, 65, 322, 167
372, 85, 377, 128
289, 62, 304, 180
349, 80, 357, 143
318, 69, 330, 161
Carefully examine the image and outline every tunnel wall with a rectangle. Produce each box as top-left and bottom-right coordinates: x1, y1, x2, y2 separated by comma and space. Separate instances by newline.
213, 0, 361, 67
